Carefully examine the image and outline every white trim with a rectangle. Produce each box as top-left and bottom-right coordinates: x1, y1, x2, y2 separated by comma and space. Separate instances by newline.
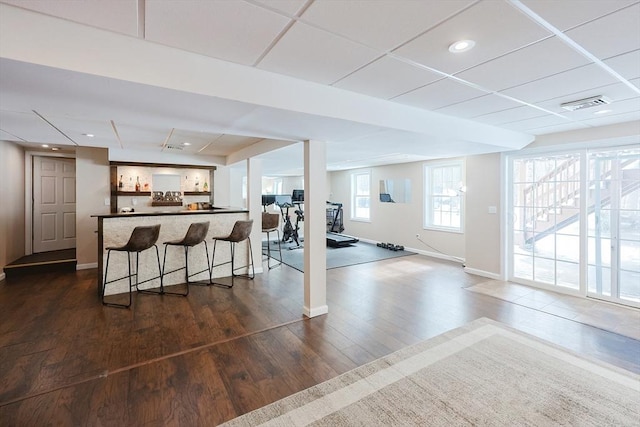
0, 272, 5, 282
463, 267, 502, 280
304, 304, 328, 318
76, 262, 98, 270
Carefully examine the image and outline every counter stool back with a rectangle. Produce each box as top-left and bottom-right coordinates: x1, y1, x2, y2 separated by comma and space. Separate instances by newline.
162, 221, 211, 296
102, 224, 162, 308
210, 219, 255, 288
262, 212, 282, 269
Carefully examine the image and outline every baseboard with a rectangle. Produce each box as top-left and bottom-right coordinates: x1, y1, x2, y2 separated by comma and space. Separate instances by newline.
76, 262, 98, 270
463, 267, 502, 280
405, 247, 465, 264
304, 304, 328, 318
0, 272, 5, 282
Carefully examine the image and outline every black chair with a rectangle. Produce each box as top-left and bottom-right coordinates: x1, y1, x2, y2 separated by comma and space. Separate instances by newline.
102, 224, 162, 308
262, 212, 282, 269
210, 219, 255, 288
161, 221, 210, 296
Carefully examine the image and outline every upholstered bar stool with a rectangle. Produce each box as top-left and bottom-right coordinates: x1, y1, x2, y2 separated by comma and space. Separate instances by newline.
210, 219, 255, 288
161, 221, 210, 296
102, 224, 162, 308
262, 212, 282, 269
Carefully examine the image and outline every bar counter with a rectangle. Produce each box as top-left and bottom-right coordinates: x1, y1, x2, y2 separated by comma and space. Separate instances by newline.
93, 208, 249, 296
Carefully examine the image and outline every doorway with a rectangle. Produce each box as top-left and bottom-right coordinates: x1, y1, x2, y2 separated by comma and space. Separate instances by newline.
32, 156, 76, 253
508, 146, 639, 308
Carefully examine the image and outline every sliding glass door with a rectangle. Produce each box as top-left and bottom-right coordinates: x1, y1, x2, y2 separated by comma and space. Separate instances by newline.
508, 146, 639, 307
587, 148, 640, 305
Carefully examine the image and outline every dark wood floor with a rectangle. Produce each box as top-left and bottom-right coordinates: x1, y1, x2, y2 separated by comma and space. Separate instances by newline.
1, 255, 638, 426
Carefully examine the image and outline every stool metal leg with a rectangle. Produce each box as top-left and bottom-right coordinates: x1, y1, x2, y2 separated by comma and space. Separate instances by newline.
163, 241, 211, 294
102, 249, 133, 308
137, 245, 164, 295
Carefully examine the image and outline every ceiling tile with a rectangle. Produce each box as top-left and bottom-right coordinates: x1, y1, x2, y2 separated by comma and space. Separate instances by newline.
527, 121, 591, 135
520, 0, 637, 31
257, 21, 381, 84
500, 114, 572, 133
565, 2, 640, 60
114, 123, 172, 149
145, 0, 291, 66
394, 0, 551, 75
38, 115, 119, 148
472, 106, 550, 126
582, 110, 640, 127
201, 134, 262, 156
0, 110, 72, 145
252, 0, 308, 16
0, 0, 139, 36
300, 0, 472, 51
603, 49, 640, 82
333, 56, 441, 99
455, 37, 591, 92
500, 63, 620, 104
167, 129, 222, 153
435, 94, 525, 119
392, 78, 487, 110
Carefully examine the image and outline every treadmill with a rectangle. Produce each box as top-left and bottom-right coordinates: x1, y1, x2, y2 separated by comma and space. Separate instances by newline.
326, 201, 359, 247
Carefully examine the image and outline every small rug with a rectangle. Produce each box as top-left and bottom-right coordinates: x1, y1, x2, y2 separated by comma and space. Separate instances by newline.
262, 241, 415, 272
221, 318, 640, 426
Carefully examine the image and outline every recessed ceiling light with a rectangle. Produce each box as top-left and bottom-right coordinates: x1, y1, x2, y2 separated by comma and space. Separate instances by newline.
448, 39, 475, 53
51, 147, 60, 151
42, 144, 49, 148
594, 109, 612, 115
83, 133, 94, 137
182, 142, 191, 146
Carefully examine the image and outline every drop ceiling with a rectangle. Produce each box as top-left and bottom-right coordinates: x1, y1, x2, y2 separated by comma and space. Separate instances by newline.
0, 0, 638, 175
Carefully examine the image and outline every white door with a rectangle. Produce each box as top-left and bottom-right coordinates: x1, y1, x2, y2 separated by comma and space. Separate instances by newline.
33, 156, 76, 252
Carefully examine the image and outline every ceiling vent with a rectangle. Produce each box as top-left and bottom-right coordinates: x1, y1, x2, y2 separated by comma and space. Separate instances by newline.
165, 144, 184, 151
560, 95, 612, 111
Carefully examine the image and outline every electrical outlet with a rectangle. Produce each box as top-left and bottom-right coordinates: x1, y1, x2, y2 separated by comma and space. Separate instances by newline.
416, 234, 420, 239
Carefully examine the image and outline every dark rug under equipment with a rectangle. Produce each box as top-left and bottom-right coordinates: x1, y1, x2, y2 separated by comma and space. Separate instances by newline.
262, 241, 415, 272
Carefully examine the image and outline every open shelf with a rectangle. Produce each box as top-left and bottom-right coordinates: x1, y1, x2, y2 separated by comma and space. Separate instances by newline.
184, 191, 211, 196
151, 201, 183, 207
116, 191, 151, 196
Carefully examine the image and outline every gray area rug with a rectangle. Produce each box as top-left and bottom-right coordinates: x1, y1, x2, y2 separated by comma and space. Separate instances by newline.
262, 240, 415, 272
222, 318, 640, 426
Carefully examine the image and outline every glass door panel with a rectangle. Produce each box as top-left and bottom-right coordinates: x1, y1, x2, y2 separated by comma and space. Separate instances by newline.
587, 148, 640, 305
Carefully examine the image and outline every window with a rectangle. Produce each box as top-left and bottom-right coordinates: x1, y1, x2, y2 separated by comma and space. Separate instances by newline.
351, 171, 370, 220
424, 161, 464, 231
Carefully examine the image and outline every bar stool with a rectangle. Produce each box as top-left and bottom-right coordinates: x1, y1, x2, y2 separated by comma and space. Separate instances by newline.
262, 212, 282, 269
210, 219, 255, 288
161, 221, 210, 296
102, 224, 162, 308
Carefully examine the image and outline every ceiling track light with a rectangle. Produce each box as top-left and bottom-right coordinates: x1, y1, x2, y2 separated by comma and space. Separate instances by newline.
448, 39, 475, 53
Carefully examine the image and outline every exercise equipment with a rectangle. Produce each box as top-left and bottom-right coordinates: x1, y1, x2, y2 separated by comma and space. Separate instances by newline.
326, 202, 359, 247
276, 194, 303, 249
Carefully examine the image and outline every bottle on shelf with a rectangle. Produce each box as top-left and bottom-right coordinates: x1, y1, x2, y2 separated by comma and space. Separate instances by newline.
118, 175, 123, 189
195, 176, 200, 192
135, 176, 141, 192
203, 179, 208, 192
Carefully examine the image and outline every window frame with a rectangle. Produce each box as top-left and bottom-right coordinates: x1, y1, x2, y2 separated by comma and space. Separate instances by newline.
351, 170, 371, 222
423, 160, 465, 233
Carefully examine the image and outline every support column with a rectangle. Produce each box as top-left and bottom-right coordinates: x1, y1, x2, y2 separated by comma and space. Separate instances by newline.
247, 158, 263, 274
303, 140, 328, 317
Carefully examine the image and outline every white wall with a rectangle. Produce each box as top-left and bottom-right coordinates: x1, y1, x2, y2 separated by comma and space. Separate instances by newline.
0, 141, 26, 274
329, 161, 465, 260
464, 153, 502, 277
75, 147, 110, 267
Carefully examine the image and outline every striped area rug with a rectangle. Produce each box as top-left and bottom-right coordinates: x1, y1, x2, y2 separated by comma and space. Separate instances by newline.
222, 318, 640, 426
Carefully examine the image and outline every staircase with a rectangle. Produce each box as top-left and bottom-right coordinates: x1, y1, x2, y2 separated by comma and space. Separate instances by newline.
521, 158, 639, 246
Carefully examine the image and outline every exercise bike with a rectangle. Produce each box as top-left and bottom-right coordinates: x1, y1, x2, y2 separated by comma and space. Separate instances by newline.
278, 201, 304, 249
